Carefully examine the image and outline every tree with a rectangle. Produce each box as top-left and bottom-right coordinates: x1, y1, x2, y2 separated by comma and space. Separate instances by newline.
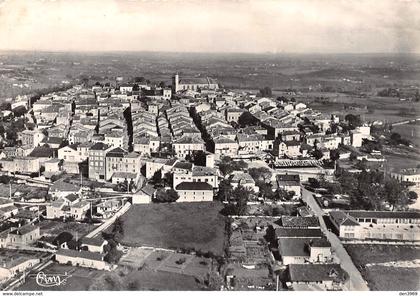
186, 150, 207, 166
134, 76, 145, 83
238, 112, 257, 127
231, 186, 251, 215
154, 188, 179, 203
163, 171, 174, 188
151, 170, 162, 185
258, 182, 275, 199
330, 149, 340, 162
273, 188, 294, 201
259, 87, 272, 97
312, 149, 324, 160
344, 114, 362, 129
384, 179, 409, 210
248, 167, 272, 184
218, 157, 248, 176
216, 179, 233, 202
408, 191, 418, 201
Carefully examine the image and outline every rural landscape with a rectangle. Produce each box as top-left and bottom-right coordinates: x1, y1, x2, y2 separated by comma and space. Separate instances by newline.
0, 0, 419, 293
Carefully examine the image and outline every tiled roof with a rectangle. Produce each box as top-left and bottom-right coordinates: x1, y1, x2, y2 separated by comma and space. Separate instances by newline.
175, 182, 213, 191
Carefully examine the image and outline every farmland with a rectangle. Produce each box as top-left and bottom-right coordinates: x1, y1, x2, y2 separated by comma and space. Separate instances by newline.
345, 244, 420, 291
117, 202, 227, 256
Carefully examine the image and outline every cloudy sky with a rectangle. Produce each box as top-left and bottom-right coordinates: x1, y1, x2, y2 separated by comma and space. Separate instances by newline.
0, 0, 419, 53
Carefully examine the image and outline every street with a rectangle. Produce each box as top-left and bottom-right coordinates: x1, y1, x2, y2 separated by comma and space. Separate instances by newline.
301, 186, 370, 291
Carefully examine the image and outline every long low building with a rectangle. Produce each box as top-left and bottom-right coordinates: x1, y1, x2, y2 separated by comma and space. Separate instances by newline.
329, 210, 420, 241
55, 249, 110, 270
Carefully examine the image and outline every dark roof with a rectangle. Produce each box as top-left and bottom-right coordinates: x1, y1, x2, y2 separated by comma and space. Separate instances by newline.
106, 147, 127, 158
173, 161, 193, 170
346, 210, 420, 220
329, 211, 360, 226
9, 224, 38, 236
56, 249, 103, 261
90, 142, 110, 151
288, 264, 346, 283
175, 182, 213, 191
278, 238, 310, 257
310, 238, 331, 248
28, 146, 54, 158
45, 137, 65, 144
275, 228, 323, 238
280, 216, 320, 228
64, 194, 79, 203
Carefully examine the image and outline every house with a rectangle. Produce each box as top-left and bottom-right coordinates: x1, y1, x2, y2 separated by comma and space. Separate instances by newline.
105, 148, 141, 181
172, 136, 205, 159
96, 199, 122, 218
287, 264, 347, 290
225, 108, 244, 123
19, 129, 45, 148
132, 184, 155, 204
70, 201, 90, 221
175, 182, 213, 202
0, 257, 40, 282
58, 143, 91, 163
230, 172, 259, 193
276, 140, 301, 158
278, 237, 332, 265
7, 224, 40, 246
49, 180, 80, 199
172, 74, 219, 92
329, 210, 420, 241
88, 142, 111, 181
133, 136, 160, 155
80, 237, 108, 253
390, 168, 420, 188
55, 249, 110, 270
173, 165, 218, 188
0, 157, 40, 174
276, 174, 301, 199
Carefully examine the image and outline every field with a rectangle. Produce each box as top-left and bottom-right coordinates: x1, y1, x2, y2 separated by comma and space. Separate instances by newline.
18, 263, 108, 291
345, 244, 420, 291
91, 267, 207, 291
117, 202, 226, 256
393, 123, 420, 147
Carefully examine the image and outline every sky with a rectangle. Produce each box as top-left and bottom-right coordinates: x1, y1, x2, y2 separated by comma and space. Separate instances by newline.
0, 0, 419, 54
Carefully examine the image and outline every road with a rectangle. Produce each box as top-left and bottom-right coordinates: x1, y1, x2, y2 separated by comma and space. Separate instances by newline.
301, 186, 369, 291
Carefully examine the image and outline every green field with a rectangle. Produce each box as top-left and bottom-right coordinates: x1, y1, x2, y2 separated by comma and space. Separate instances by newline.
117, 202, 226, 256
345, 244, 420, 291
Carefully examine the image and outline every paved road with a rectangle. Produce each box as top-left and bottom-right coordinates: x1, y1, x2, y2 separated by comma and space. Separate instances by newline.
301, 187, 369, 291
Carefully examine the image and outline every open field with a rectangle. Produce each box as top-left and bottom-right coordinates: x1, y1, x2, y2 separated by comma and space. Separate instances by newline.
117, 202, 226, 256
345, 244, 420, 291
18, 263, 108, 291
91, 267, 207, 291
393, 123, 420, 147
38, 220, 97, 238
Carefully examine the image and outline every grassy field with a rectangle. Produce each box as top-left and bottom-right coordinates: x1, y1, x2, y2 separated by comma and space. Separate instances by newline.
393, 123, 420, 147
345, 244, 420, 291
117, 202, 226, 256
18, 263, 108, 291
90, 267, 207, 291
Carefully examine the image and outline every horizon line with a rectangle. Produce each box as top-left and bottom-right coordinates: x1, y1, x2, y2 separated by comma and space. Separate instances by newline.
1, 49, 419, 56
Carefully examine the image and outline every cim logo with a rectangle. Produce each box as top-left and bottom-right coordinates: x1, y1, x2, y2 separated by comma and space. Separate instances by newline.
35, 271, 72, 287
